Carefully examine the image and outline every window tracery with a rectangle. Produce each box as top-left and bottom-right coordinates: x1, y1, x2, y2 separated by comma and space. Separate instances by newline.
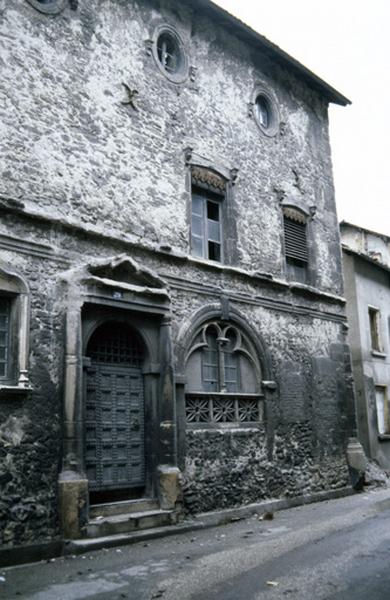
185, 321, 263, 425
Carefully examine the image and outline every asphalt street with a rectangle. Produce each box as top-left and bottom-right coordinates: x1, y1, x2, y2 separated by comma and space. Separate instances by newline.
2, 487, 390, 600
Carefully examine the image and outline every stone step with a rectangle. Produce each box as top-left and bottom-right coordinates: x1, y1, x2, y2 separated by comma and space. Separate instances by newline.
86, 509, 176, 538
89, 498, 159, 519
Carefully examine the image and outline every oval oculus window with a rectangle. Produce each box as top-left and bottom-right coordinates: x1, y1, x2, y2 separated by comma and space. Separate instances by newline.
252, 89, 279, 137
152, 25, 188, 83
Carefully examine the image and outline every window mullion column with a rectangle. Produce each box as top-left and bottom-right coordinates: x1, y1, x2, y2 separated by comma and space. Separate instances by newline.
218, 341, 226, 393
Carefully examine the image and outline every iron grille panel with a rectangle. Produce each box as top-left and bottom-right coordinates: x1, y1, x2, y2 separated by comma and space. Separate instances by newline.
186, 393, 263, 424
88, 323, 144, 367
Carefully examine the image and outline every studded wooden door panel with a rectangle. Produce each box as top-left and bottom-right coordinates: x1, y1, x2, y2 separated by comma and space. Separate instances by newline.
85, 364, 145, 491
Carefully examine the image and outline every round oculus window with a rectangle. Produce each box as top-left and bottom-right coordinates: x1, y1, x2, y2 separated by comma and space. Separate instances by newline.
157, 32, 181, 75
152, 26, 188, 83
253, 90, 279, 137
26, 0, 67, 13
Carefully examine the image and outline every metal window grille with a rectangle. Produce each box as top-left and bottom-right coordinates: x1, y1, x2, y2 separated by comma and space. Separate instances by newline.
88, 323, 144, 367
186, 393, 263, 424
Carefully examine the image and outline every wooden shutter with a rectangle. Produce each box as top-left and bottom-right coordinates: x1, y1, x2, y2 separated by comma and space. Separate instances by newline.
284, 216, 308, 263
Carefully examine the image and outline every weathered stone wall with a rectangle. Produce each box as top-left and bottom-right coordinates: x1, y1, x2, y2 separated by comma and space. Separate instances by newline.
1, 0, 342, 293
180, 300, 355, 514
0, 0, 354, 548
183, 425, 350, 514
0, 251, 64, 547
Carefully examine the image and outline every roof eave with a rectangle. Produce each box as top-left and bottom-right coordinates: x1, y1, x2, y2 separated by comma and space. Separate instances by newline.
194, 0, 351, 106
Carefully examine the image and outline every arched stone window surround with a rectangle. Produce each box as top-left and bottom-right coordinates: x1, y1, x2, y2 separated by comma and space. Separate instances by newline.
0, 266, 31, 395
175, 304, 276, 435
176, 304, 272, 379
25, 0, 67, 15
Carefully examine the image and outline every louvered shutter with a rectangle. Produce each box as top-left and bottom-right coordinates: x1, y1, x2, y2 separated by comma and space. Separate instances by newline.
284, 216, 308, 263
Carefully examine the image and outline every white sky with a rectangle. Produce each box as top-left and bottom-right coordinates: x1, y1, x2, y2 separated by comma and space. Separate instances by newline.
213, 0, 390, 236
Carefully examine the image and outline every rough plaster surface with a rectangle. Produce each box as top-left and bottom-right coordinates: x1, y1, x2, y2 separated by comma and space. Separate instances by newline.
0, 0, 353, 547
1, 0, 342, 291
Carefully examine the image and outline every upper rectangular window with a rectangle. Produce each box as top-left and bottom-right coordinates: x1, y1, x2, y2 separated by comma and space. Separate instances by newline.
368, 306, 382, 352
283, 213, 309, 284
191, 187, 223, 263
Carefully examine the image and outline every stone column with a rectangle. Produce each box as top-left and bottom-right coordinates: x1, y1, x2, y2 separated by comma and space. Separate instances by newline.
157, 315, 181, 510
17, 292, 31, 388
58, 302, 88, 539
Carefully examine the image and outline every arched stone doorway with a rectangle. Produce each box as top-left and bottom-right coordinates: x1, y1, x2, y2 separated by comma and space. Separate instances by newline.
84, 321, 147, 504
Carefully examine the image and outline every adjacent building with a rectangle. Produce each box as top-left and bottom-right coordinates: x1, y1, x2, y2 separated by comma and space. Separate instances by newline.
0, 0, 355, 553
341, 222, 390, 471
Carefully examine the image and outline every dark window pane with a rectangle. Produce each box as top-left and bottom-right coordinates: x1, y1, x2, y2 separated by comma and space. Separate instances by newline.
255, 95, 270, 128
207, 201, 220, 221
208, 241, 221, 262
157, 33, 179, 73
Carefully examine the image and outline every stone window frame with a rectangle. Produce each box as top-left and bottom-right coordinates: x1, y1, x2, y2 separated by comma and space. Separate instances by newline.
185, 148, 239, 266
25, 0, 67, 14
191, 176, 225, 263
280, 196, 316, 286
147, 23, 189, 84
0, 267, 31, 397
368, 305, 385, 355
249, 84, 280, 138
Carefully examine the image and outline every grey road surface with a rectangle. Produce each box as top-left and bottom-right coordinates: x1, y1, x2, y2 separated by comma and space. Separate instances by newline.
2, 487, 390, 600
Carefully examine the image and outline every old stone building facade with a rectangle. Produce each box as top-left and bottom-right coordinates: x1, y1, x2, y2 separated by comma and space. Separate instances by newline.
341, 222, 390, 472
0, 0, 356, 552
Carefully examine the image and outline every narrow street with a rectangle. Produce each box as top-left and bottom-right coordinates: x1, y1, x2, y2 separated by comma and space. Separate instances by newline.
2, 487, 390, 600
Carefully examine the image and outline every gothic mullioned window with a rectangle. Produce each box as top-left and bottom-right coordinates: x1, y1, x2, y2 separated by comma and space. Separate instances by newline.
185, 321, 263, 425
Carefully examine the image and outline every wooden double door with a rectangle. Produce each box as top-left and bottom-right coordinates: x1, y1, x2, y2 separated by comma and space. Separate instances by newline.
84, 322, 146, 498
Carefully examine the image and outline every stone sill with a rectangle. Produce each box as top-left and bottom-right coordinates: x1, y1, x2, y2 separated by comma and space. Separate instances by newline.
371, 350, 387, 359
0, 385, 33, 398
186, 423, 263, 432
